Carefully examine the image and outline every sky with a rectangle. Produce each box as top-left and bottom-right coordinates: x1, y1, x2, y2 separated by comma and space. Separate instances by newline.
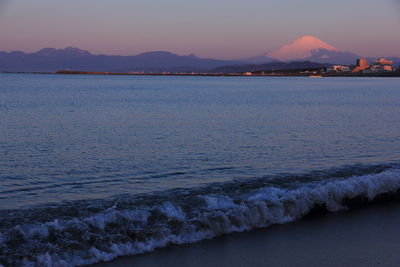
0, 0, 399, 59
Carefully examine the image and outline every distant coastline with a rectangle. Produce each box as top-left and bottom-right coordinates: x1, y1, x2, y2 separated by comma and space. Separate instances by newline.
2, 70, 400, 77
1, 42, 399, 75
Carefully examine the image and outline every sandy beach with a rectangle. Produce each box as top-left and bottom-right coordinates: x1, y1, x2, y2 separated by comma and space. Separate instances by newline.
94, 200, 400, 267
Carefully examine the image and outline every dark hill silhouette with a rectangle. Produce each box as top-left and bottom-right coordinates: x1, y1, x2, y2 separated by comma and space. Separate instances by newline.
238, 49, 360, 65
211, 61, 329, 74
0, 48, 243, 72
236, 53, 277, 64
303, 49, 360, 65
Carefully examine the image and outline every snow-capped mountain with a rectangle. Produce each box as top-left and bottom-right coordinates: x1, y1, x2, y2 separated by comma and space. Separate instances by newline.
268, 36, 337, 61
265, 36, 360, 64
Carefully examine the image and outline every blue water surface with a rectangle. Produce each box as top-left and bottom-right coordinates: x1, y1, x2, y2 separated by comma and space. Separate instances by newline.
1, 74, 400, 208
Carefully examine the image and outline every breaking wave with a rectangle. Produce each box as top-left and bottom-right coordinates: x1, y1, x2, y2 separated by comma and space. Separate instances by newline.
1, 164, 400, 266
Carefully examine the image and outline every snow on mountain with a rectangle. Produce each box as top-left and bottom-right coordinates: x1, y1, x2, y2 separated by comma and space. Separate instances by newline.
263, 36, 359, 64
267, 36, 338, 61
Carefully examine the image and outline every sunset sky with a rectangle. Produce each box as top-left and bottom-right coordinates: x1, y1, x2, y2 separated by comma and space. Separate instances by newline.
0, 0, 399, 59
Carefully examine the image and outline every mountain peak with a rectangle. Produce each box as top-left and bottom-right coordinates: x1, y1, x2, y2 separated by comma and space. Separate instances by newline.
267, 36, 338, 61
296, 35, 324, 42
292, 36, 337, 50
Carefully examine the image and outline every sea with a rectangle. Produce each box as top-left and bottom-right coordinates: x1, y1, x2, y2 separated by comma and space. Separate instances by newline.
1, 73, 400, 266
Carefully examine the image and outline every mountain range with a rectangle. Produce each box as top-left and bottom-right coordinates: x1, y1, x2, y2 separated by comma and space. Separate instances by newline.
0, 48, 240, 72
0, 36, 398, 73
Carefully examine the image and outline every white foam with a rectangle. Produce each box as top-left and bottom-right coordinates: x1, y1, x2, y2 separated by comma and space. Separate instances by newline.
6, 168, 400, 267
158, 202, 186, 221
202, 195, 238, 210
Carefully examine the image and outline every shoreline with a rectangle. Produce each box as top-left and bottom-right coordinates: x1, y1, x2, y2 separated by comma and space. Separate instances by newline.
1, 71, 400, 78
93, 200, 400, 267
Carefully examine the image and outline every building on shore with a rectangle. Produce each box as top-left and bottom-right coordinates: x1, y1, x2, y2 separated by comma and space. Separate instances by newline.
357, 59, 368, 67
327, 65, 351, 73
369, 58, 393, 72
375, 58, 393, 65
352, 58, 394, 74
352, 58, 370, 73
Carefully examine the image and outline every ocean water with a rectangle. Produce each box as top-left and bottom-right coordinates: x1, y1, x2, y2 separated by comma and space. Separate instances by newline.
1, 73, 400, 266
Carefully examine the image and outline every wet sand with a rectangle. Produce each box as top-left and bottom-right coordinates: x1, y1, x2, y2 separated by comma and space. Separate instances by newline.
94, 201, 400, 267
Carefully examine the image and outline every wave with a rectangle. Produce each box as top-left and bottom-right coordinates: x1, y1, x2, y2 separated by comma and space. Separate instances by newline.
1, 164, 400, 266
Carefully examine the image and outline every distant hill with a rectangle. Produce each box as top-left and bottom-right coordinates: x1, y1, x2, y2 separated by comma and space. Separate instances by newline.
0, 47, 243, 72
211, 61, 329, 74
302, 49, 360, 65
236, 54, 277, 64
